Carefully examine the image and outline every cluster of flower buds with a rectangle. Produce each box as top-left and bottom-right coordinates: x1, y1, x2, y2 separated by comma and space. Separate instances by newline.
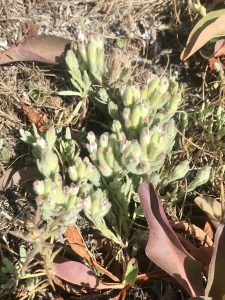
33, 174, 81, 223
32, 128, 59, 178
68, 156, 100, 186
86, 76, 183, 180
58, 127, 78, 165
77, 188, 123, 245
63, 35, 106, 99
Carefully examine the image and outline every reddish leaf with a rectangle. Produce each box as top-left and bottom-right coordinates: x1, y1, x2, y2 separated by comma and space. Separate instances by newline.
208, 56, 225, 70
0, 167, 39, 191
52, 256, 123, 290
214, 38, 225, 54
138, 182, 204, 297
205, 224, 225, 299
0, 35, 71, 65
64, 226, 120, 282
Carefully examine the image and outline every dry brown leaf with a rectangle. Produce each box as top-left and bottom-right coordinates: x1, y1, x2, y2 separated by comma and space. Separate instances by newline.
204, 221, 214, 240
21, 21, 38, 37
64, 226, 120, 282
20, 103, 48, 132
0, 167, 39, 191
171, 220, 213, 246
0, 35, 71, 65
207, 0, 225, 12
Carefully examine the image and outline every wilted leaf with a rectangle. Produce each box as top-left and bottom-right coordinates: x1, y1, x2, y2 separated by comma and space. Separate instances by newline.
64, 226, 119, 282
181, 10, 225, 61
20, 103, 48, 132
52, 256, 123, 290
138, 182, 204, 297
171, 221, 213, 246
0, 35, 71, 65
205, 224, 225, 299
194, 196, 222, 228
0, 167, 39, 191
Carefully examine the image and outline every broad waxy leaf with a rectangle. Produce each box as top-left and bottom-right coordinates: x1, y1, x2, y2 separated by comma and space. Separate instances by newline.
138, 182, 204, 297
181, 10, 225, 60
205, 224, 225, 299
0, 35, 71, 65
52, 256, 124, 290
194, 196, 222, 228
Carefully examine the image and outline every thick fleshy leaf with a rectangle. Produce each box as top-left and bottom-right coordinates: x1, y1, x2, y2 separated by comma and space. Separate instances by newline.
0, 167, 39, 191
181, 10, 225, 60
0, 35, 71, 65
52, 256, 124, 290
205, 224, 225, 299
194, 196, 222, 228
138, 182, 204, 297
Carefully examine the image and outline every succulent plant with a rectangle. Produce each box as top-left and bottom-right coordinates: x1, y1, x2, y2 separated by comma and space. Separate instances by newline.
20, 35, 211, 247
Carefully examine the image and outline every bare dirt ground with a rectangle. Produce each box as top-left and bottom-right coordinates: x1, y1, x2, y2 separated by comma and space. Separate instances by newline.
0, 1, 217, 299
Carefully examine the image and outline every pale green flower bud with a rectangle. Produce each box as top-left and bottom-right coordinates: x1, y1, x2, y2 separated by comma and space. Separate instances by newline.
87, 36, 97, 75
105, 147, 114, 169
44, 178, 53, 195
122, 108, 132, 129
140, 127, 150, 147
99, 133, 109, 148
36, 137, 47, 149
45, 127, 57, 149
122, 86, 134, 106
112, 120, 122, 135
68, 165, 78, 181
147, 77, 160, 99
131, 106, 141, 129
108, 101, 118, 119
33, 180, 45, 196
141, 85, 148, 101
97, 148, 113, 177
87, 131, 96, 144
36, 150, 59, 178
77, 41, 88, 64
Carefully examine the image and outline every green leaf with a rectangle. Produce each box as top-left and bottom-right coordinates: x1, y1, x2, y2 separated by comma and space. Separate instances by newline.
123, 258, 138, 286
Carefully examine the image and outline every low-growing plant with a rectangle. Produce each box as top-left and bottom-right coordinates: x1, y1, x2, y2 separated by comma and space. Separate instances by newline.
13, 35, 213, 297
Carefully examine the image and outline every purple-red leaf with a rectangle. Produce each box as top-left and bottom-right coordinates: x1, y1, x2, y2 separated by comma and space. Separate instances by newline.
0, 35, 71, 65
138, 182, 204, 297
52, 256, 123, 290
205, 224, 225, 299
